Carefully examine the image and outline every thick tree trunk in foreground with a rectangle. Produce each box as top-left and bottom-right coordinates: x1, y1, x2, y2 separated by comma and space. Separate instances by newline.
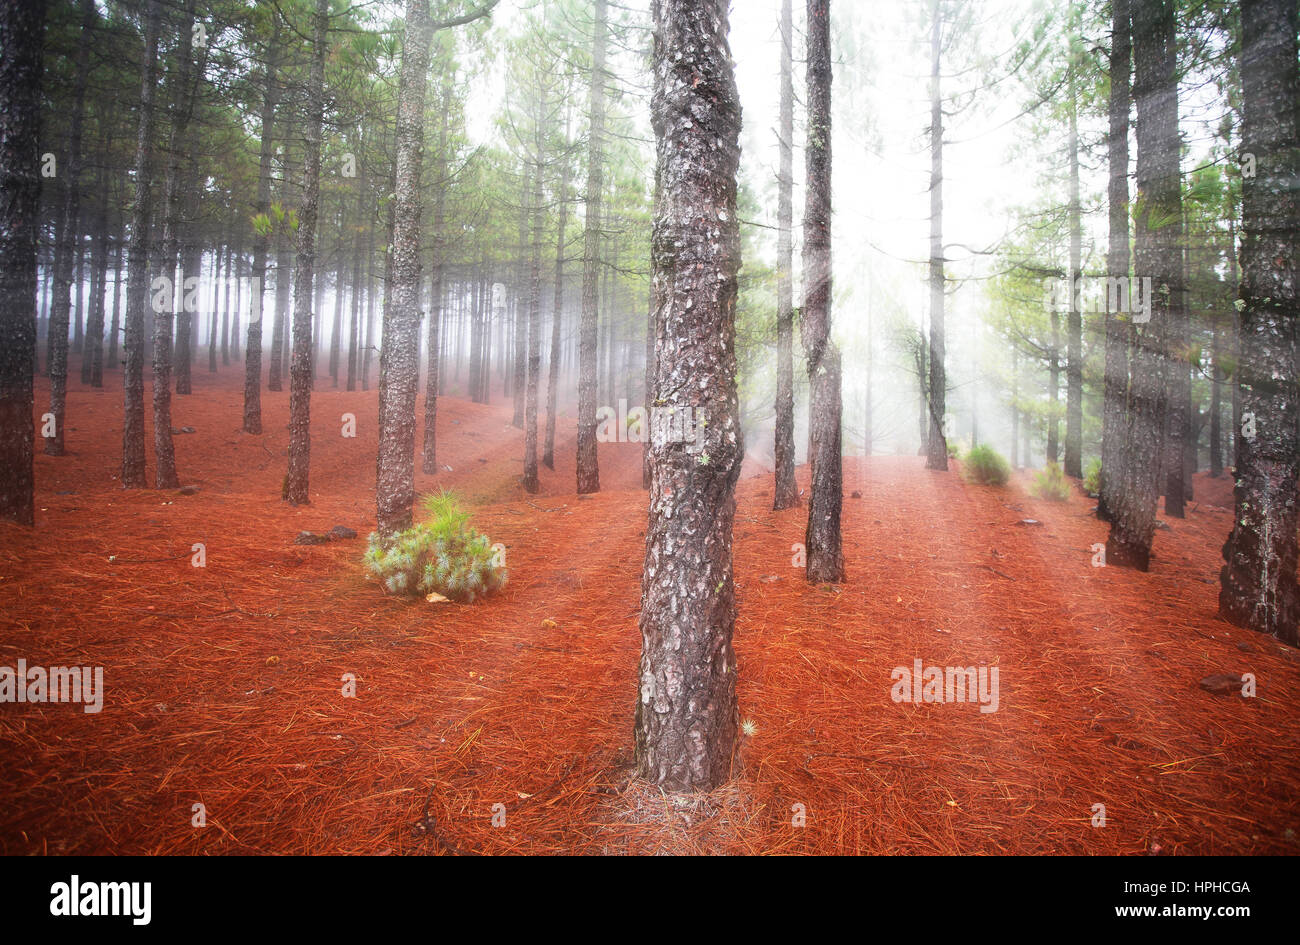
375, 0, 434, 532
773, 0, 799, 511
636, 0, 743, 792
1098, 0, 1131, 521
1106, 0, 1179, 570
284, 0, 330, 506
802, 0, 845, 582
576, 0, 607, 495
122, 1, 162, 489
0, 0, 46, 525
925, 0, 948, 471
1220, 0, 1300, 645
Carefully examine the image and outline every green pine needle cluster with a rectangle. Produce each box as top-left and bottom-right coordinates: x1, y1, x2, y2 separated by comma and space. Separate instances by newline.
962, 444, 1011, 486
1031, 461, 1072, 502
363, 490, 507, 604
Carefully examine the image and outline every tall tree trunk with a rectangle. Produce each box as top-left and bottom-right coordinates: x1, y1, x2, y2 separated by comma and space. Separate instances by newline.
803, 0, 845, 582
422, 77, 451, 474
45, 0, 95, 457
121, 0, 163, 489
576, 0, 607, 494
285, 0, 330, 506
545, 117, 570, 472
84, 132, 110, 388
773, 0, 799, 509
523, 141, 545, 493
1219, 0, 1300, 645
107, 220, 123, 374
1099, 0, 1131, 520
153, 0, 200, 489
375, 0, 434, 532
347, 162, 364, 393
1065, 58, 1083, 479
0, 0, 46, 525
245, 21, 284, 436
925, 0, 948, 471
1106, 0, 1179, 570
636, 0, 743, 791
270, 224, 291, 393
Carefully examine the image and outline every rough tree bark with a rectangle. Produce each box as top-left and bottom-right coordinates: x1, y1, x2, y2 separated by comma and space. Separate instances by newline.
1106, 0, 1179, 570
375, 0, 434, 532
121, 0, 163, 489
0, 0, 46, 525
576, 0, 607, 495
635, 0, 743, 792
284, 0, 330, 506
1219, 0, 1299, 645
1098, 0, 1131, 521
802, 0, 845, 582
773, 0, 799, 510
522, 137, 546, 493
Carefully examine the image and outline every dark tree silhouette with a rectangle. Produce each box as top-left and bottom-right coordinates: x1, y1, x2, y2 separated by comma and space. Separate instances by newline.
773, 0, 799, 511
576, 0, 607, 495
0, 0, 47, 525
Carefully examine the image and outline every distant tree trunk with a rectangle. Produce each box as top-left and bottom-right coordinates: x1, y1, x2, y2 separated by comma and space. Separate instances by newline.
329, 207, 345, 387
925, 0, 948, 471
522, 151, 545, 493
347, 168, 364, 393
153, 0, 199, 490
512, 176, 528, 428
576, 0, 607, 495
803, 0, 845, 582
284, 0, 330, 506
0, 0, 46, 525
85, 133, 111, 388
1219, 0, 1299, 645
1106, 0, 1179, 570
1065, 59, 1083, 480
375, 0, 434, 532
773, 0, 799, 509
423, 77, 451, 474
544, 121, 570, 471
245, 21, 284, 436
209, 243, 222, 374
269, 225, 289, 393
1099, 0, 1131, 520
107, 220, 123, 373
45, 0, 94, 457
121, 0, 163, 489
636, 0, 743, 792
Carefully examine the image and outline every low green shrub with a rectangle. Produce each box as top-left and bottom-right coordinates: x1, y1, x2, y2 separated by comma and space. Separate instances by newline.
963, 444, 1011, 486
1031, 461, 1072, 502
1083, 458, 1102, 495
363, 490, 506, 603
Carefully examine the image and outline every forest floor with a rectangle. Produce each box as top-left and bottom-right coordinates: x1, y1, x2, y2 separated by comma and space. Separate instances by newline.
2, 364, 1299, 855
